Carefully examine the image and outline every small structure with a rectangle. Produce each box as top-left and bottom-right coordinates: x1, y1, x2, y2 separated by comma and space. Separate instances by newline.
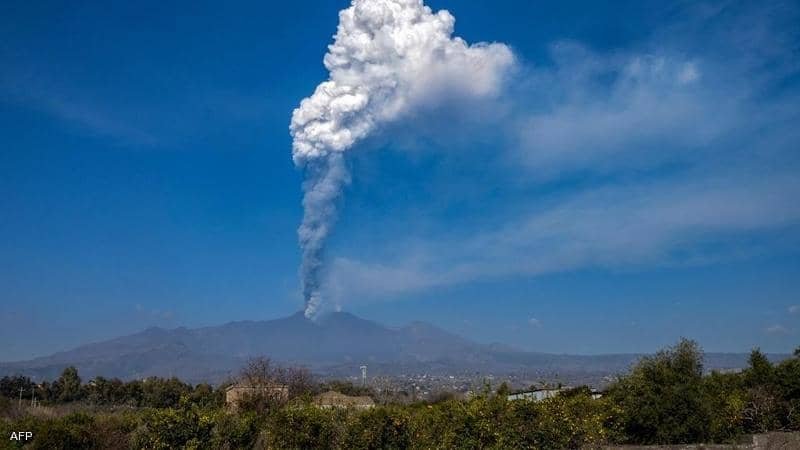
314, 390, 375, 410
225, 383, 288, 409
508, 387, 604, 402
507, 388, 567, 402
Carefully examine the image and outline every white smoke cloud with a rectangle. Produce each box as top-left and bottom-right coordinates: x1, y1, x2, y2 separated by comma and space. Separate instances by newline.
290, 0, 514, 317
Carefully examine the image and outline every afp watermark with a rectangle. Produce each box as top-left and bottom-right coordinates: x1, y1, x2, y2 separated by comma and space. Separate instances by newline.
9, 431, 33, 442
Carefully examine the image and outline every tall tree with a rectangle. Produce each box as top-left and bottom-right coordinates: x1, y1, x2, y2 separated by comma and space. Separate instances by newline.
608, 338, 711, 444
54, 366, 83, 402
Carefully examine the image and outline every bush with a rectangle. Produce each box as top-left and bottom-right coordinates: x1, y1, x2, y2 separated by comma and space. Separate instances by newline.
344, 406, 411, 450
28, 413, 98, 450
407, 395, 509, 449
93, 413, 138, 449
703, 372, 746, 442
608, 339, 712, 444
505, 394, 621, 449
265, 406, 345, 450
208, 410, 263, 449
130, 407, 212, 449
1, 339, 796, 448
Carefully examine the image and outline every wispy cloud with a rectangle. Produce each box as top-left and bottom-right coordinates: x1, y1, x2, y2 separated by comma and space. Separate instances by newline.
134, 304, 175, 321
765, 324, 791, 335
789, 305, 800, 315
0, 68, 270, 148
528, 317, 541, 327
514, 48, 730, 178
326, 172, 800, 302
0, 70, 158, 146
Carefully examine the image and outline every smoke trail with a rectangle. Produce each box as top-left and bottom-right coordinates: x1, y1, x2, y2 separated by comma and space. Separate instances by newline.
290, 0, 514, 317
298, 152, 349, 318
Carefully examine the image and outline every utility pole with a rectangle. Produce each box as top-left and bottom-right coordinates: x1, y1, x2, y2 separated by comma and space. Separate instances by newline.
18, 386, 24, 408
30, 387, 36, 407
360, 365, 367, 387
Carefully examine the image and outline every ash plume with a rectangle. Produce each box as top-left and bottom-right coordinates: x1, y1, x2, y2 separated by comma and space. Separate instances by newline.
290, 0, 514, 317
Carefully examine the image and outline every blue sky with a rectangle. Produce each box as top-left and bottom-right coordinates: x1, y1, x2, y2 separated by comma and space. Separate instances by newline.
1, 0, 799, 360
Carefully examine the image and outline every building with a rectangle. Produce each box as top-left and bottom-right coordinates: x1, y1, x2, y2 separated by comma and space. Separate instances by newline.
507, 387, 604, 402
225, 383, 288, 409
507, 388, 565, 402
314, 390, 375, 409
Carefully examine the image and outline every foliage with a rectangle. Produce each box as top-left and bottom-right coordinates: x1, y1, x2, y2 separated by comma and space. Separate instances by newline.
52, 367, 83, 403
265, 405, 346, 450
607, 338, 712, 444
129, 407, 213, 450
344, 406, 412, 450
703, 371, 746, 441
207, 410, 264, 450
1, 340, 798, 449
0, 376, 35, 401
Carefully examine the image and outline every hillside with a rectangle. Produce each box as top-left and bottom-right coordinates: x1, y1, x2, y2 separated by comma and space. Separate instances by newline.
0, 311, 779, 384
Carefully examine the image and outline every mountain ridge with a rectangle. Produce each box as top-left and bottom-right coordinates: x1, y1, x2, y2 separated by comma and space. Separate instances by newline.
0, 311, 786, 385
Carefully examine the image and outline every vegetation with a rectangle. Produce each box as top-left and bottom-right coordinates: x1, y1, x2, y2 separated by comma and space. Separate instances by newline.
1, 340, 799, 449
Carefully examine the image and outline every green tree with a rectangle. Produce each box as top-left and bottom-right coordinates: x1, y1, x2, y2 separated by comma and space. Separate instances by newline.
266, 406, 345, 450
53, 366, 83, 402
129, 407, 212, 450
773, 351, 800, 430
208, 411, 263, 449
703, 371, 746, 441
0, 375, 34, 402
185, 383, 221, 409
745, 349, 775, 387
29, 413, 99, 450
140, 377, 192, 408
608, 338, 711, 444
741, 349, 781, 432
345, 406, 411, 450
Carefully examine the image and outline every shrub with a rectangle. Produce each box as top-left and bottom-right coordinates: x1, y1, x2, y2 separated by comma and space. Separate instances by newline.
130, 408, 212, 449
265, 406, 345, 450
608, 339, 712, 444
408, 395, 509, 449
344, 406, 411, 450
208, 410, 263, 449
504, 394, 620, 449
29, 413, 98, 450
703, 372, 746, 442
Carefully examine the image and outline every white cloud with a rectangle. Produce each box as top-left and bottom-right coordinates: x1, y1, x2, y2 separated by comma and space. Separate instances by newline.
765, 324, 790, 335
677, 62, 701, 84
528, 318, 541, 327
789, 305, 800, 314
325, 171, 800, 303
512, 45, 743, 179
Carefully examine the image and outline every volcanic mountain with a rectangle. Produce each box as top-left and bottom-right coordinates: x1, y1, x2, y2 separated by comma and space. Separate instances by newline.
0, 311, 774, 384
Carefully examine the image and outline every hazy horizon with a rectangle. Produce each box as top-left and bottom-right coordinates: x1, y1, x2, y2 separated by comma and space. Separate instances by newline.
2, 305, 795, 364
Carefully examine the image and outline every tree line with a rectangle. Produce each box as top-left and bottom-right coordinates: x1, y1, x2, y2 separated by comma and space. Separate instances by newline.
1, 370, 220, 410
1, 339, 799, 449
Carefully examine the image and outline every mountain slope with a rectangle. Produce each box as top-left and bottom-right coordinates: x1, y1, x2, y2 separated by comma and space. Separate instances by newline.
0, 311, 782, 384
